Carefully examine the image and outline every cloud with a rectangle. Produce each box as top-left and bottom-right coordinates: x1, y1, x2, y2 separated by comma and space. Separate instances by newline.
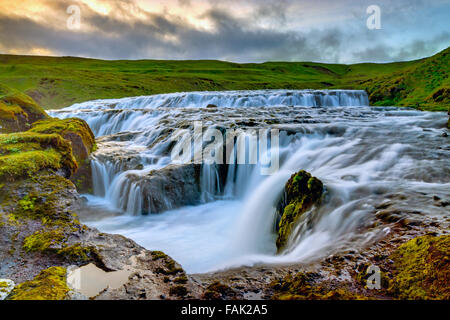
352, 32, 450, 62
0, 0, 448, 63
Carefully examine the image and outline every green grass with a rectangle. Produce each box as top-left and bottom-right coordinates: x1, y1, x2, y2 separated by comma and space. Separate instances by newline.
0, 47, 448, 111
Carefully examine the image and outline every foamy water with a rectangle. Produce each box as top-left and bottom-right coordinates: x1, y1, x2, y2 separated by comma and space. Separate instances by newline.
50, 90, 449, 273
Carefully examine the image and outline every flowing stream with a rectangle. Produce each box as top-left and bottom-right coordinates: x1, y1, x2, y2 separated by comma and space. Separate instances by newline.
50, 90, 449, 273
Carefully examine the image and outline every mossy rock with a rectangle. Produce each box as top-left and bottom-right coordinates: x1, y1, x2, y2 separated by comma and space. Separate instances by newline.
7, 266, 70, 300
28, 117, 96, 192
276, 170, 323, 250
0, 174, 82, 238
202, 281, 237, 300
21, 228, 94, 263
169, 285, 188, 297
0, 97, 96, 187
29, 118, 95, 163
0, 132, 77, 181
271, 272, 367, 300
151, 250, 168, 261
0, 84, 48, 133
389, 234, 450, 300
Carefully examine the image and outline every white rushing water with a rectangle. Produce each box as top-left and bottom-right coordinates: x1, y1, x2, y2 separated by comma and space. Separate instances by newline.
50, 89, 449, 273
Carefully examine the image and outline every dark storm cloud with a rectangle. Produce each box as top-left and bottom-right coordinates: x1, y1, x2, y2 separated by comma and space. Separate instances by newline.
0, 0, 449, 62
0, 5, 342, 61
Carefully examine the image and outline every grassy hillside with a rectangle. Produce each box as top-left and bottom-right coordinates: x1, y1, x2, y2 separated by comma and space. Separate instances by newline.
0, 47, 448, 111
362, 47, 449, 111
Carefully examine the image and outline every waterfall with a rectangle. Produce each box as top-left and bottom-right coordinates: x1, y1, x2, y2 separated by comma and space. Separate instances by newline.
58, 89, 369, 113
50, 89, 449, 273
49, 89, 370, 215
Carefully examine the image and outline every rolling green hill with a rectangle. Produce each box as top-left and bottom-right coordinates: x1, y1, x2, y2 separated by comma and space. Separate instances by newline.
0, 47, 448, 111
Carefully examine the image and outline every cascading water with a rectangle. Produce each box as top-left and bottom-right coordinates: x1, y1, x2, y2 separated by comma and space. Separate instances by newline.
49, 89, 449, 273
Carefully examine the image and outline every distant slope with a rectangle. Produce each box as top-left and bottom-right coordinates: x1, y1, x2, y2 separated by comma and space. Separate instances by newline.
361, 47, 449, 111
0, 47, 448, 111
0, 84, 48, 133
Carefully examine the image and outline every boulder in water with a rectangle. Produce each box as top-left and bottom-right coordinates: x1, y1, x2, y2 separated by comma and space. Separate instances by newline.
276, 170, 323, 250
127, 164, 201, 214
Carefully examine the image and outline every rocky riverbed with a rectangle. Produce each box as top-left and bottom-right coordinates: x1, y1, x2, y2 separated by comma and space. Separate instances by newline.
1, 89, 449, 300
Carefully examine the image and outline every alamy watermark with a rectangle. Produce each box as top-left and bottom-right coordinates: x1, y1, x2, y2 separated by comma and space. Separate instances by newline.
366, 5, 381, 30
67, 4, 81, 30
170, 121, 280, 175
366, 265, 382, 289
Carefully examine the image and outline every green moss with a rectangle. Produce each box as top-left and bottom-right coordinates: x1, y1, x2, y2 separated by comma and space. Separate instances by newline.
169, 285, 188, 297
156, 259, 184, 275
29, 118, 95, 162
202, 281, 236, 300
0, 85, 47, 118
56, 243, 96, 262
277, 170, 323, 249
0, 117, 95, 184
0, 84, 48, 133
152, 251, 185, 275
0, 101, 26, 121
164, 260, 183, 275
0, 174, 82, 234
22, 228, 94, 262
389, 234, 450, 300
0, 149, 62, 181
0, 132, 77, 181
174, 275, 188, 284
151, 250, 168, 261
12, 193, 66, 222
7, 266, 69, 300
22, 229, 65, 253
7, 213, 20, 225
271, 273, 367, 300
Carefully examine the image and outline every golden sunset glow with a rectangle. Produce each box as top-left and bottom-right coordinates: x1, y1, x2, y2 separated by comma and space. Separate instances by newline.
0, 0, 448, 62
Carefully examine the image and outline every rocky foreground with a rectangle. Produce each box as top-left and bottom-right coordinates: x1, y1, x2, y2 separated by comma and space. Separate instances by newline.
0, 87, 449, 300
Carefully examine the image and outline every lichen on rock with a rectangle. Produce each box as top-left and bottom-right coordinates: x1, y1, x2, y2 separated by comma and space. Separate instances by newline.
276, 170, 323, 250
389, 234, 450, 300
270, 272, 367, 300
7, 266, 70, 300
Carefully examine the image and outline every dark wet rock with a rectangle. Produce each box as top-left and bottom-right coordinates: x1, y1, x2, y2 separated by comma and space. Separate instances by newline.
131, 164, 202, 214
92, 140, 150, 172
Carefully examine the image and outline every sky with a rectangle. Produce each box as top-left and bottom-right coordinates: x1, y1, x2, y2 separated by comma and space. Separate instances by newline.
0, 0, 449, 63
